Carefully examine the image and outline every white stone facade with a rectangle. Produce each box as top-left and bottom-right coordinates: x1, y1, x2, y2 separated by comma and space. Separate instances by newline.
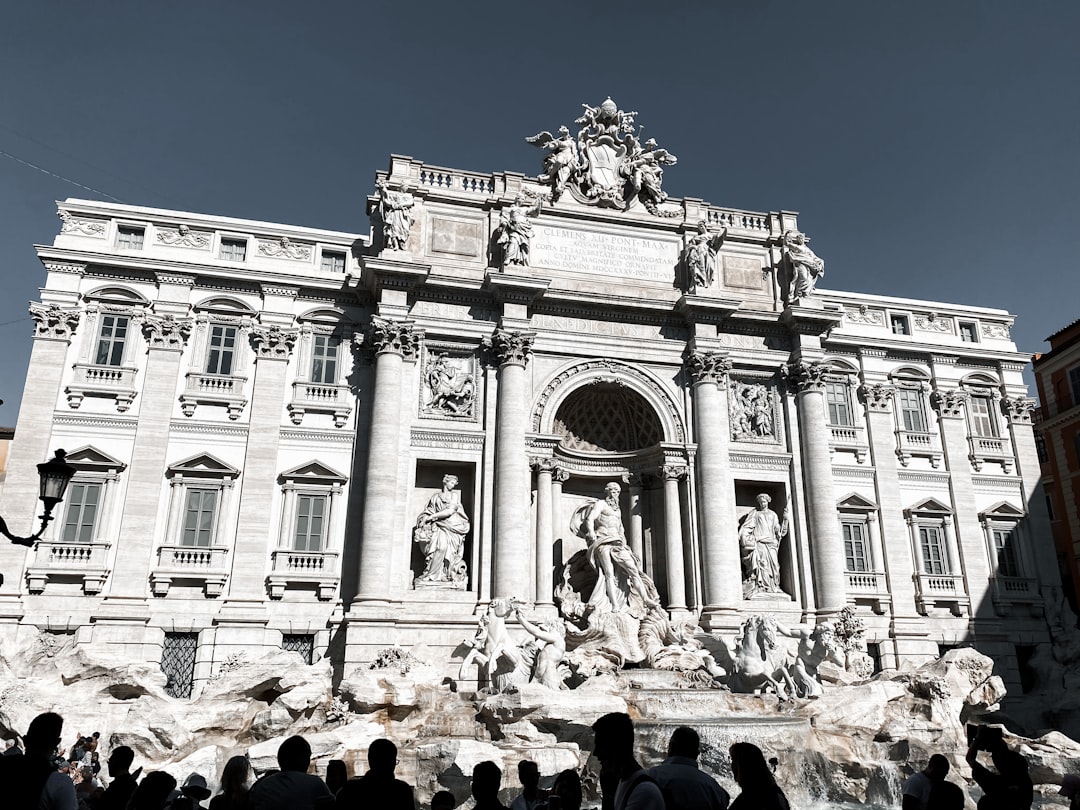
0, 148, 1055, 699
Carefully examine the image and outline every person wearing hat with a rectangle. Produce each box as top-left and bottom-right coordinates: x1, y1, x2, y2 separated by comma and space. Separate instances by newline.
176, 773, 213, 810
0, 711, 78, 810
1060, 774, 1080, 810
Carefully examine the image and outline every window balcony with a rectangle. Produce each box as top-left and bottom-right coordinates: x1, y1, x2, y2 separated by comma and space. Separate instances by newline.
287, 381, 353, 428
844, 569, 889, 613
895, 429, 942, 468
150, 544, 229, 597
968, 435, 1014, 473
66, 363, 138, 412
828, 424, 869, 464
913, 572, 969, 616
989, 575, 1041, 615
179, 372, 247, 420
267, 549, 339, 601
25, 541, 111, 595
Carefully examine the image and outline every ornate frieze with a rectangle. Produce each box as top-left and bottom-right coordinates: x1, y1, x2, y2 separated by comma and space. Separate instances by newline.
930, 388, 968, 418
42, 260, 87, 275
368, 317, 421, 360
845, 305, 884, 326
1001, 395, 1035, 424
156, 272, 197, 287
421, 350, 476, 419
483, 328, 534, 368
142, 314, 193, 351
57, 209, 106, 237
156, 224, 210, 248
257, 236, 312, 261
782, 361, 829, 394
250, 325, 298, 359
29, 303, 80, 340
858, 383, 895, 412
685, 351, 731, 386
981, 322, 1011, 340
915, 313, 953, 334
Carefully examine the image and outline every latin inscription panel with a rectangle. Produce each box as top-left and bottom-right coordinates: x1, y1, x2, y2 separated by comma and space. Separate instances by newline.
531, 224, 679, 282
429, 216, 483, 257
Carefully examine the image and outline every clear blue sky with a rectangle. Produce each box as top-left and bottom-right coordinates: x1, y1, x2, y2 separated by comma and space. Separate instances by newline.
2, 1, 1077, 427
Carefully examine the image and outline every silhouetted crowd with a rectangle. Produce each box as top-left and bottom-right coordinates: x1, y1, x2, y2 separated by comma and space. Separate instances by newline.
2, 710, 1079, 810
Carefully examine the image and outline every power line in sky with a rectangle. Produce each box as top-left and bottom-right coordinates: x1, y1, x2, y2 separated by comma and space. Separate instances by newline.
0, 148, 125, 203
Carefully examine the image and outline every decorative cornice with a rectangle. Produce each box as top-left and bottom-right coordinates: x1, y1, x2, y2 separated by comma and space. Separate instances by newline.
156, 272, 197, 287
250, 325, 298, 359
262, 284, 300, 299
782, 360, 829, 393
930, 388, 968, 419
730, 452, 792, 471
42, 260, 87, 275
409, 427, 485, 450
29, 303, 80, 340
685, 350, 731, 386
483, 328, 535, 367
1001, 395, 1035, 424
142, 314, 193, 351
858, 383, 895, 412
369, 317, 421, 359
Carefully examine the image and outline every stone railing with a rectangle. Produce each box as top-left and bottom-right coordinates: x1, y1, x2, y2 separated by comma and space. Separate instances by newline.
267, 549, 339, 601
66, 363, 138, 411
968, 435, 1014, 473
151, 544, 229, 597
988, 575, 1040, 615
895, 429, 942, 468
829, 424, 869, 464
914, 572, 969, 616
288, 380, 353, 428
180, 372, 248, 420
417, 166, 495, 195
845, 570, 886, 592
705, 208, 770, 233
25, 541, 111, 595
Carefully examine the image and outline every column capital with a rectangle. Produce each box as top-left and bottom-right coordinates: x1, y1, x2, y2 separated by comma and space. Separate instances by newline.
930, 388, 968, 419
858, 383, 895, 412
29, 302, 80, 341
530, 457, 558, 474
782, 360, 828, 393
551, 466, 570, 485
1001, 395, 1035, 425
250, 325, 298, 360
367, 316, 422, 360
660, 464, 689, 481
142, 314, 193, 351
685, 350, 731, 386
484, 328, 534, 367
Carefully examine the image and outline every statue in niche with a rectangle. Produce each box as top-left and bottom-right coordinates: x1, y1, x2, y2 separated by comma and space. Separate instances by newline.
495, 194, 542, 268
413, 474, 470, 588
685, 221, 725, 291
782, 229, 825, 300
572, 482, 660, 617
423, 353, 475, 417
525, 125, 579, 202
729, 382, 774, 441
738, 493, 789, 597
376, 179, 415, 251
512, 601, 568, 690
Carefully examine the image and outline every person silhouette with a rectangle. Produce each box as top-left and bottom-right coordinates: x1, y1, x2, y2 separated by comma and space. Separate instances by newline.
729, 743, 789, 810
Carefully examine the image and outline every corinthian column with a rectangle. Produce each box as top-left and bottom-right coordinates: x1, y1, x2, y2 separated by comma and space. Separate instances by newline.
355, 317, 420, 602
685, 350, 740, 627
485, 328, 534, 599
661, 464, 688, 611
785, 360, 845, 615
531, 458, 555, 606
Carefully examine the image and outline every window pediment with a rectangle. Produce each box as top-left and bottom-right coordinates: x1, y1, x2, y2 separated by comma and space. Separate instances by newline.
279, 461, 347, 484
64, 445, 127, 474
166, 453, 240, 480
83, 286, 150, 307
906, 497, 952, 517
979, 501, 1025, 521
193, 296, 256, 316
837, 492, 877, 511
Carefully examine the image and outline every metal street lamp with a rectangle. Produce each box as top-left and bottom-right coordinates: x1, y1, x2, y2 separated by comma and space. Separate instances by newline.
0, 449, 77, 547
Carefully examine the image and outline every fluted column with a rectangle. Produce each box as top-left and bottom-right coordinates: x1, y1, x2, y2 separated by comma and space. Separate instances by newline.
627, 472, 645, 561
532, 458, 555, 606
486, 328, 535, 598
685, 351, 741, 625
661, 464, 688, 611
355, 318, 420, 602
786, 361, 846, 615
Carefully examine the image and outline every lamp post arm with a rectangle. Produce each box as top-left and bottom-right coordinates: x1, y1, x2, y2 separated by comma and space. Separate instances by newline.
0, 513, 46, 547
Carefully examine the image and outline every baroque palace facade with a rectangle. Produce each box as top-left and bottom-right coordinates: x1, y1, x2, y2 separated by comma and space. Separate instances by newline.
0, 100, 1055, 698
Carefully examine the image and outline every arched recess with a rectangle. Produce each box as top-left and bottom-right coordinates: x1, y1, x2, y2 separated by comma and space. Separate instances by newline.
532, 359, 686, 445
82, 285, 151, 306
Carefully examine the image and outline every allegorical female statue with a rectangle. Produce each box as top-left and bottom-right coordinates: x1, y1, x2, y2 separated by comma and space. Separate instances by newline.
739, 493, 790, 597
413, 474, 470, 587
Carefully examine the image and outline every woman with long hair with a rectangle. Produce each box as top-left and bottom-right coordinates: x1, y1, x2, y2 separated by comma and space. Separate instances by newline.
209, 755, 252, 810
729, 743, 790, 810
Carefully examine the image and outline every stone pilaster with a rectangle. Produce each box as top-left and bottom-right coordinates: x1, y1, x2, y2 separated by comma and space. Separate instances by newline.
785, 360, 846, 615
685, 350, 740, 628
355, 318, 420, 602
0, 303, 82, 603
531, 458, 555, 606
661, 464, 688, 612
485, 328, 534, 599
1001, 395, 1058, 581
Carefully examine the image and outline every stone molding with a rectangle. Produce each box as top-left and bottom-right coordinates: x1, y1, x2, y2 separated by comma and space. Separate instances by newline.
484, 328, 535, 368
156, 272, 197, 287
29, 303, 80, 340
1001, 395, 1035, 425
368, 317, 421, 359
930, 388, 969, 419
730, 451, 792, 471
142, 314, 193, 351
782, 360, 829, 394
42, 260, 87, 275
858, 383, 895, 412
685, 350, 731, 386
261, 284, 300, 299
410, 427, 485, 450
250, 325, 298, 359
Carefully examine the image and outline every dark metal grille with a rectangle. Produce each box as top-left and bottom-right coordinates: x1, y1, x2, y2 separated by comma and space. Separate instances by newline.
282, 634, 315, 665
161, 632, 198, 698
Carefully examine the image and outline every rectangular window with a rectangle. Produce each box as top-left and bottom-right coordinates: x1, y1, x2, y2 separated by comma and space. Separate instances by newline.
842, 522, 869, 572
220, 238, 247, 261
993, 528, 1021, 577
920, 526, 948, 575
826, 381, 853, 426
1035, 432, 1048, 464
282, 634, 315, 665
321, 251, 346, 273
116, 226, 144, 250
970, 395, 998, 437
865, 642, 883, 675
1070, 367, 1080, 408
293, 494, 327, 552
1046, 493, 1055, 521
206, 324, 238, 375
94, 314, 129, 366
899, 388, 927, 432
959, 322, 978, 343
161, 632, 198, 699
61, 482, 101, 543
890, 314, 910, 336
310, 335, 339, 384
182, 488, 217, 547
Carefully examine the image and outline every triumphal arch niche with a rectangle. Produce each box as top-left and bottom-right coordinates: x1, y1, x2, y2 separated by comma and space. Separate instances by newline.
343, 95, 1017, 678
